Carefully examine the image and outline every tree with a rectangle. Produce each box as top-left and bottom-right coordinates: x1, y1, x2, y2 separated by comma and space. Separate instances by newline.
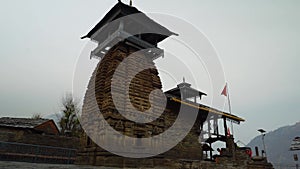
31, 113, 42, 119
59, 93, 82, 137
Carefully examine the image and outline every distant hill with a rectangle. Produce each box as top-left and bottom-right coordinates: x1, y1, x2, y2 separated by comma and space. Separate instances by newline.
247, 122, 300, 169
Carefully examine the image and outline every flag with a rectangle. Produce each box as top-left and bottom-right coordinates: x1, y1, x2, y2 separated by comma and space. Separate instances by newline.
227, 127, 231, 137
221, 84, 227, 96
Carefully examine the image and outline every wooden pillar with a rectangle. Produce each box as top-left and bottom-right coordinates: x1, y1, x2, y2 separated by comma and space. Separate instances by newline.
208, 118, 211, 138
223, 117, 228, 136
209, 143, 213, 160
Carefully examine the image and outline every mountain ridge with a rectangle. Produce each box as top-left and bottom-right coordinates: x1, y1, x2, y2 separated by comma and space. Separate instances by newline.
247, 122, 300, 169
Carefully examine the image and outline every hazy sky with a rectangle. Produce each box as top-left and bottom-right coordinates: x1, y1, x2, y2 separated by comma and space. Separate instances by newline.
0, 0, 299, 144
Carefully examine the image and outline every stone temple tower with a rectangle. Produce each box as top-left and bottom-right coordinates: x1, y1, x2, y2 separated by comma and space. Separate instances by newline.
75, 1, 270, 169
76, 1, 181, 167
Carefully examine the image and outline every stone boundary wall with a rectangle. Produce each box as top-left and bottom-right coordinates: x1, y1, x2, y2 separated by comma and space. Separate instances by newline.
0, 141, 76, 164
0, 129, 79, 149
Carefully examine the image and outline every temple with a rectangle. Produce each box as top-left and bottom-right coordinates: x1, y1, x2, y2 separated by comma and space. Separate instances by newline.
76, 1, 274, 168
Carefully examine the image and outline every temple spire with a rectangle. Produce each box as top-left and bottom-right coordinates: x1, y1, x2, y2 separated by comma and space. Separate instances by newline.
129, 0, 132, 6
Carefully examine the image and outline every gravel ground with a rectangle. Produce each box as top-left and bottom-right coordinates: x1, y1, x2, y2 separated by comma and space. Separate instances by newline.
0, 161, 118, 169
0, 161, 166, 169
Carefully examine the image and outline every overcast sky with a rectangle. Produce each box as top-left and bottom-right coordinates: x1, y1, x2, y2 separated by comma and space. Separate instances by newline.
0, 0, 299, 144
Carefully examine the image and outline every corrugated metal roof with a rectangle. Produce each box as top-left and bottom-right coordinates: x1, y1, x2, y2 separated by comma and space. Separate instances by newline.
290, 137, 300, 151
0, 117, 50, 129
170, 97, 245, 123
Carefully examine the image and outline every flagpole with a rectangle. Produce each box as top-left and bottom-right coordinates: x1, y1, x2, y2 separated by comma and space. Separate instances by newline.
226, 83, 234, 136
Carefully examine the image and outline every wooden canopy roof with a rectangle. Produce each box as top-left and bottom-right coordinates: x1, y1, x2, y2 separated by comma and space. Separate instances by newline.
81, 1, 177, 46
